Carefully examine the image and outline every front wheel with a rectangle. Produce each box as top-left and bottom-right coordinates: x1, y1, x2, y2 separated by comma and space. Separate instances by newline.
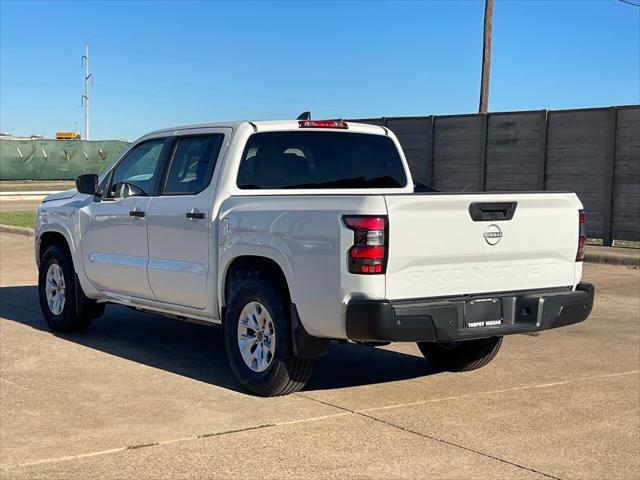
417, 337, 503, 372
38, 245, 103, 333
224, 276, 314, 396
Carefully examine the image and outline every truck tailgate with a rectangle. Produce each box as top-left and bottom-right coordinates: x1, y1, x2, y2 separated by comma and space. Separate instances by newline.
383, 193, 581, 300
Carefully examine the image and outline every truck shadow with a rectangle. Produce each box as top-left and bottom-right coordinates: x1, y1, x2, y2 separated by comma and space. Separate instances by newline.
0, 285, 434, 394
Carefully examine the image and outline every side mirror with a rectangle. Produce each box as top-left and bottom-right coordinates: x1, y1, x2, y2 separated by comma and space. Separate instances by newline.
75, 174, 99, 195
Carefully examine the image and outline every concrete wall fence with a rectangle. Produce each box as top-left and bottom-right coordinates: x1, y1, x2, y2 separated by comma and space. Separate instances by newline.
351, 105, 639, 245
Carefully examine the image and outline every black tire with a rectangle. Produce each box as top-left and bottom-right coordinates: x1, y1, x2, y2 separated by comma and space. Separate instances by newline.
417, 336, 503, 372
38, 244, 104, 333
224, 276, 314, 396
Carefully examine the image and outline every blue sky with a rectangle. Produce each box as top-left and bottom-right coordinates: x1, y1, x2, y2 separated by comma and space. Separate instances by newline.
1, 0, 638, 140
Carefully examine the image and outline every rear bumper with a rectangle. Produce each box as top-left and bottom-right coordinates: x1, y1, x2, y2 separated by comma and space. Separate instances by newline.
346, 282, 595, 343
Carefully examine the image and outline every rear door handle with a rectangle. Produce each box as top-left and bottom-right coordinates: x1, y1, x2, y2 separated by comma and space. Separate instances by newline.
186, 209, 206, 220
129, 209, 145, 218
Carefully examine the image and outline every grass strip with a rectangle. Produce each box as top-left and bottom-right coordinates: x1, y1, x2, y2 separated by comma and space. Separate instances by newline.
0, 211, 35, 228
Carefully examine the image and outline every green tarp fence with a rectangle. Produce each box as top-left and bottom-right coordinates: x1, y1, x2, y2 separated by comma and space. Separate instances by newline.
0, 139, 131, 180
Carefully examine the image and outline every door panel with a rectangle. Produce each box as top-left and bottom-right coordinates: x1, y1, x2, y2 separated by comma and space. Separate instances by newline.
146, 131, 228, 309
80, 197, 155, 299
80, 137, 168, 299
146, 196, 211, 308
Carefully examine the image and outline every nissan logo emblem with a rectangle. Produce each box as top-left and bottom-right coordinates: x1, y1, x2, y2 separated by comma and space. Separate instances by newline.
483, 224, 503, 245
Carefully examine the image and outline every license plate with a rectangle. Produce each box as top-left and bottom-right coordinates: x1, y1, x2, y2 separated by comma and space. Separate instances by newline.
464, 298, 503, 328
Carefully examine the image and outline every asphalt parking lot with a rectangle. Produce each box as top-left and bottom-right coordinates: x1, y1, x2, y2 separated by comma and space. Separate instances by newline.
0, 232, 638, 479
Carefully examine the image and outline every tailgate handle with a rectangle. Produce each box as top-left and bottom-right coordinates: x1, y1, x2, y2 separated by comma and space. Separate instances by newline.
469, 202, 517, 221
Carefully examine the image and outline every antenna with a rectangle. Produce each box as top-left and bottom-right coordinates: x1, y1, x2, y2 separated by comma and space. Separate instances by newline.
297, 111, 311, 120
81, 44, 93, 140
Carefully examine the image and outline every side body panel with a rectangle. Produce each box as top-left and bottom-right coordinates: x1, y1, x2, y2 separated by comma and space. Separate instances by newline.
218, 195, 388, 338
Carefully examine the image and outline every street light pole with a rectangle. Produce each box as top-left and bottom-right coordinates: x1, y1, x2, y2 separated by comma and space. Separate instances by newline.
81, 44, 93, 140
479, 0, 493, 113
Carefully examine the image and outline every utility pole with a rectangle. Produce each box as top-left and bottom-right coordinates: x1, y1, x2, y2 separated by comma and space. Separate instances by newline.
81, 44, 93, 140
478, 0, 493, 113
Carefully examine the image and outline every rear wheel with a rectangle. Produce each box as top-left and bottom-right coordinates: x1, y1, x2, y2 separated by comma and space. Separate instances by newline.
224, 276, 314, 396
417, 337, 503, 372
38, 244, 104, 333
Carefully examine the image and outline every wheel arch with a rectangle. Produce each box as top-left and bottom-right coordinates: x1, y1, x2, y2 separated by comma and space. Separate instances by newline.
219, 254, 330, 359
37, 229, 74, 268
221, 255, 292, 318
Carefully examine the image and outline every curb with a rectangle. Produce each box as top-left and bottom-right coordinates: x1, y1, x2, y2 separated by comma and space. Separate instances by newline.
584, 251, 639, 268
0, 225, 34, 237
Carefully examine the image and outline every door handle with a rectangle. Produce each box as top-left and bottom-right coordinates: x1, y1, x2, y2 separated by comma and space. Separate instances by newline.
129, 209, 145, 218
186, 209, 206, 220
468, 202, 517, 221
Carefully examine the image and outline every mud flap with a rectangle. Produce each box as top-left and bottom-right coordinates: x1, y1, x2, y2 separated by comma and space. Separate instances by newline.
290, 304, 330, 359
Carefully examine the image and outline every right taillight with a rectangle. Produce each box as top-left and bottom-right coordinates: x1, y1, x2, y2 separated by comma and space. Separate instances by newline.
576, 209, 586, 262
343, 215, 387, 274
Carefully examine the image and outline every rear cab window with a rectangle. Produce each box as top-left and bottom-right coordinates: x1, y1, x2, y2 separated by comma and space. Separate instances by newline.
237, 131, 407, 189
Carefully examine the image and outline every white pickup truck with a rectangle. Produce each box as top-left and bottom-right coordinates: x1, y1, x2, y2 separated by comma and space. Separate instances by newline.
35, 119, 594, 396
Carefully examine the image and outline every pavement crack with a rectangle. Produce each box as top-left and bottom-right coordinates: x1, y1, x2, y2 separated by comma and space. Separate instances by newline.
295, 393, 562, 480
0, 415, 348, 470
196, 423, 275, 439
126, 442, 159, 450
356, 410, 563, 480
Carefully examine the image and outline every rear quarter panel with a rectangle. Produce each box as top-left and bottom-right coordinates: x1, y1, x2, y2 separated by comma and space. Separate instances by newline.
218, 195, 388, 338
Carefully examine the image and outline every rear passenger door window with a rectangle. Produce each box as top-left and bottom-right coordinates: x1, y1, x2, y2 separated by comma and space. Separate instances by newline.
163, 135, 224, 195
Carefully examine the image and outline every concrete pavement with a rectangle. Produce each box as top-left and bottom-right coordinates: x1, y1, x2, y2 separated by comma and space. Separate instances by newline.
0, 181, 74, 193
0, 232, 638, 479
0, 180, 70, 213
0, 197, 43, 213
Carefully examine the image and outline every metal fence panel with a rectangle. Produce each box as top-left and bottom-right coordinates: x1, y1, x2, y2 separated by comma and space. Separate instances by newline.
433, 115, 485, 192
485, 110, 546, 191
385, 116, 433, 186
613, 107, 640, 241
545, 108, 612, 241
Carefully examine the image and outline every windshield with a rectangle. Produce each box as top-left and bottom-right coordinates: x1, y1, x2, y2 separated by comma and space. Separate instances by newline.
237, 131, 407, 189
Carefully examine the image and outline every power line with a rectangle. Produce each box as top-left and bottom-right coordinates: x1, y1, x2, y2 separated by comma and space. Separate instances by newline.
618, 0, 640, 7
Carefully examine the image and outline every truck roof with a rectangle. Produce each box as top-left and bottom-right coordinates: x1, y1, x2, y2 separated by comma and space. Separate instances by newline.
144, 120, 386, 138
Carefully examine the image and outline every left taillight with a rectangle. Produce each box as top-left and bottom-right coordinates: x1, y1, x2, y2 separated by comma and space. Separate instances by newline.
576, 209, 586, 262
343, 215, 387, 274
